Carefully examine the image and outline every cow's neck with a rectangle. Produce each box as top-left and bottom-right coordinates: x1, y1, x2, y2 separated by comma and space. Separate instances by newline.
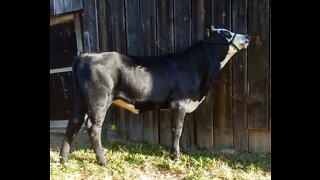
201, 42, 228, 73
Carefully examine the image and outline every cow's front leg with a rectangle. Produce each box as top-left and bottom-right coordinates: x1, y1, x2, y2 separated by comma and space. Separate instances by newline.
170, 108, 186, 161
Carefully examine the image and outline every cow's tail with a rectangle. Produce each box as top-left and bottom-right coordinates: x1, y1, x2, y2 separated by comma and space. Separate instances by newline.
60, 56, 86, 163
71, 56, 85, 117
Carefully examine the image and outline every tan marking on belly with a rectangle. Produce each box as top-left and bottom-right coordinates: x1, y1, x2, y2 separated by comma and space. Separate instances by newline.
113, 99, 139, 114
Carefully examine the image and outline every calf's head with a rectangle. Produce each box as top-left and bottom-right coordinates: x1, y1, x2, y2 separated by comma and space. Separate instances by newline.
206, 25, 250, 52
205, 25, 251, 68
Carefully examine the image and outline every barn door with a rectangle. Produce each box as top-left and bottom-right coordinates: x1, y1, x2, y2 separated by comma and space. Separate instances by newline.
50, 13, 83, 124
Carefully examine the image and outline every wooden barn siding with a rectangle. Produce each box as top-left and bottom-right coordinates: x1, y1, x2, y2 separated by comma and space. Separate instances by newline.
247, 0, 270, 152
77, 0, 271, 153
51, 0, 83, 16
232, 0, 249, 152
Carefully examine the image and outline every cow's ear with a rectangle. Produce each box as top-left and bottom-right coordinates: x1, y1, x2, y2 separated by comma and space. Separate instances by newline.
206, 25, 214, 39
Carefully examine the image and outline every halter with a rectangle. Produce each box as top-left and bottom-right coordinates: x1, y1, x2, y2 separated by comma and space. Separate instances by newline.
201, 33, 240, 52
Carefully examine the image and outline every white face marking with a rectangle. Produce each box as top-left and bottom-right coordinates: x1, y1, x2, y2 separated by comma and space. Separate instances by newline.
214, 28, 250, 50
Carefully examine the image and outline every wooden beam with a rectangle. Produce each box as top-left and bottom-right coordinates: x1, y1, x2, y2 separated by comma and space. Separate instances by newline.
50, 67, 72, 74
50, 14, 74, 26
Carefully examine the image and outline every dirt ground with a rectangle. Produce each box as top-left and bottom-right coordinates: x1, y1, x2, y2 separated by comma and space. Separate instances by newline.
50, 128, 92, 151
50, 126, 116, 151
50, 129, 65, 149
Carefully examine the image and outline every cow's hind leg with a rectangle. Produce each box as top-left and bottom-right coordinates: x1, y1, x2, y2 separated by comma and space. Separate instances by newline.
170, 108, 186, 161
86, 103, 111, 166
59, 109, 86, 164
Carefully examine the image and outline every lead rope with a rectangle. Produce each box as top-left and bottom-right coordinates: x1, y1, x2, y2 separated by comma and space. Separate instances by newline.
156, 39, 175, 54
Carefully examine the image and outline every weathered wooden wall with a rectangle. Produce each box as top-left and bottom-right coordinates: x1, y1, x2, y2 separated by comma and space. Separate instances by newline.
50, 0, 271, 153
50, 0, 83, 16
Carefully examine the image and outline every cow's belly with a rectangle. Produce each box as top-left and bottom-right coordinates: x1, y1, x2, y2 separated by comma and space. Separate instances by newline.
113, 99, 168, 114
113, 96, 205, 114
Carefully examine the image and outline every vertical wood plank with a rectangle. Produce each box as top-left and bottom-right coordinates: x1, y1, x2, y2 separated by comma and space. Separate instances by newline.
104, 0, 114, 51
212, 0, 230, 27
64, 0, 73, 12
50, 0, 54, 16
247, 0, 270, 130
212, 0, 233, 149
83, 31, 90, 52
194, 94, 214, 150
118, 108, 130, 141
72, 0, 83, 11
73, 13, 83, 54
73, 0, 83, 10
125, 0, 140, 54
174, 0, 193, 149
191, 0, 212, 42
192, 0, 214, 150
53, 0, 64, 15
110, 0, 126, 53
140, 0, 159, 144
97, 0, 109, 52
83, 0, 99, 52
140, 0, 157, 55
157, 0, 174, 55
130, 114, 143, 142
174, 0, 191, 52
143, 111, 159, 144
159, 110, 171, 147
181, 114, 194, 149
232, 0, 249, 151
157, 0, 174, 147
64, 0, 83, 12
248, 130, 271, 153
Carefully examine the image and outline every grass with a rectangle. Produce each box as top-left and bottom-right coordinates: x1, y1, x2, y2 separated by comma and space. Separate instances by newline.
50, 138, 271, 180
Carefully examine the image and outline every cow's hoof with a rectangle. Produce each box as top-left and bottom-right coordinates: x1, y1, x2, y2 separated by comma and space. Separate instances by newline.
173, 156, 180, 162
171, 151, 180, 161
59, 157, 67, 164
98, 160, 109, 166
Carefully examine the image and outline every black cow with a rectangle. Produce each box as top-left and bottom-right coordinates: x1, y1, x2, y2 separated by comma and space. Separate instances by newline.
59, 25, 250, 165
